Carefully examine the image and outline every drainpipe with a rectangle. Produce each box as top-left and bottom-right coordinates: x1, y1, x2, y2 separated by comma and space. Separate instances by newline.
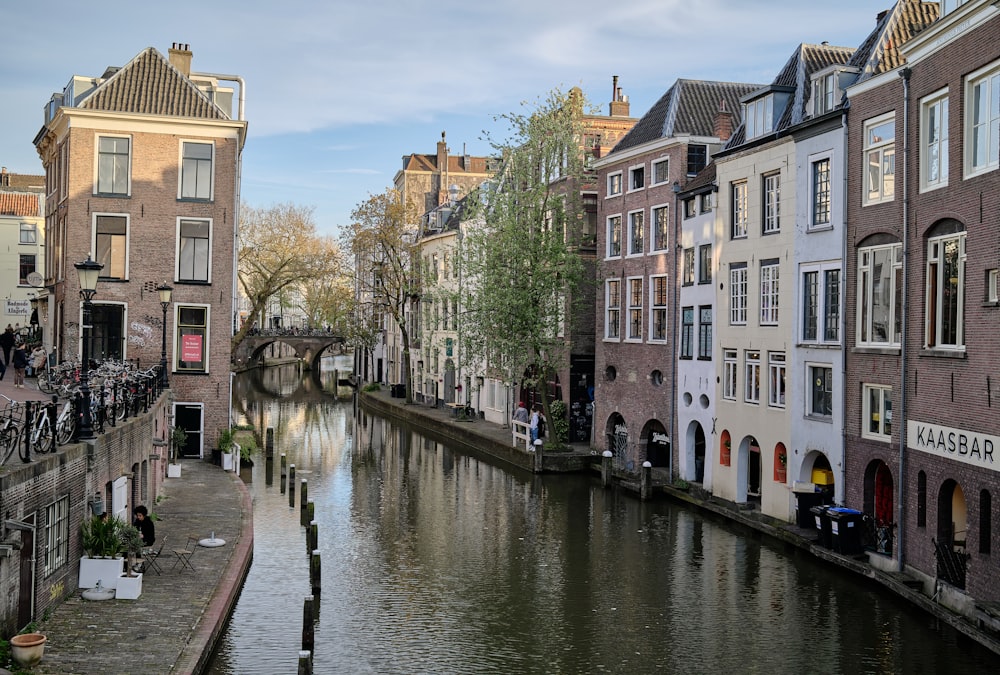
840, 109, 849, 505
897, 66, 912, 573
670, 181, 682, 482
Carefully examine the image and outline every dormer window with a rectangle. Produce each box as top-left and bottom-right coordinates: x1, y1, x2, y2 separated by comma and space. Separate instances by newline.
813, 73, 835, 116
744, 95, 774, 140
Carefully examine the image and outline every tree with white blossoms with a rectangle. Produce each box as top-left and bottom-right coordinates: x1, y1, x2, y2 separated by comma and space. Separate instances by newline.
459, 88, 589, 440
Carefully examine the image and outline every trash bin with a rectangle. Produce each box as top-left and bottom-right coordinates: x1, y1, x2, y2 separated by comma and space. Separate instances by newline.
810, 505, 832, 548
827, 507, 863, 555
794, 489, 825, 529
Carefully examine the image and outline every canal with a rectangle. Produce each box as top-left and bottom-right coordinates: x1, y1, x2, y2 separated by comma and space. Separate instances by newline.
208, 357, 998, 674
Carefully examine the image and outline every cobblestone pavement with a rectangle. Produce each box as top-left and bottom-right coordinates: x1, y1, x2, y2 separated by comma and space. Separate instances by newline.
33, 458, 253, 675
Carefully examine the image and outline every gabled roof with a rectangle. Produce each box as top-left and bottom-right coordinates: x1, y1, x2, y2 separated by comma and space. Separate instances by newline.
850, 0, 940, 83
401, 153, 491, 174
78, 48, 228, 120
0, 192, 41, 217
679, 161, 717, 195
610, 79, 764, 154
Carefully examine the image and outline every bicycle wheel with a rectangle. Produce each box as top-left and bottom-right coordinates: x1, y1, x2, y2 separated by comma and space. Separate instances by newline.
55, 412, 76, 446
31, 415, 53, 455
0, 424, 20, 465
37, 371, 55, 394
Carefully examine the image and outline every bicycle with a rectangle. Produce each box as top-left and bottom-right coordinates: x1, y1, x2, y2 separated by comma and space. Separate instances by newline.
0, 395, 23, 466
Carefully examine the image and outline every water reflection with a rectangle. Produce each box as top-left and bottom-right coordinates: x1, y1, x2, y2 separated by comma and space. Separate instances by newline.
209, 358, 998, 674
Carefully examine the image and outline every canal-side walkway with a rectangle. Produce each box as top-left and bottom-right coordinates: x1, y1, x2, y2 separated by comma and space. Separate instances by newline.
359, 387, 1000, 658
30, 458, 253, 675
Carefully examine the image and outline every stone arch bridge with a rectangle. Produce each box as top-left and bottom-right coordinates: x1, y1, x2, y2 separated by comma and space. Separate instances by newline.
234, 334, 346, 370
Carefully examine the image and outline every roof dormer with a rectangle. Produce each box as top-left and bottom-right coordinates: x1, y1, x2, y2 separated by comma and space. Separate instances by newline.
809, 65, 860, 118
741, 85, 793, 141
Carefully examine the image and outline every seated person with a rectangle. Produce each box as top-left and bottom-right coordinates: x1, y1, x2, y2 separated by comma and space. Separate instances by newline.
133, 505, 156, 547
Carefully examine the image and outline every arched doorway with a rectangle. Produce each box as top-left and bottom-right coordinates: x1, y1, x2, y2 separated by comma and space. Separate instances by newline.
936, 479, 969, 589
686, 421, 706, 482
736, 436, 761, 503
444, 358, 456, 404
643, 420, 670, 468
863, 460, 895, 555
605, 413, 629, 470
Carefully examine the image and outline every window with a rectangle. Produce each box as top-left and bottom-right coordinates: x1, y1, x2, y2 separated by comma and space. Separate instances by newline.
652, 206, 669, 251
682, 249, 695, 286
627, 277, 643, 340
802, 265, 840, 343
629, 166, 645, 191
730, 264, 747, 325
920, 91, 949, 189
768, 352, 786, 408
966, 64, 1000, 176
918, 471, 927, 527
681, 307, 694, 359
980, 490, 992, 555
45, 496, 70, 575
178, 219, 211, 282
864, 113, 895, 204
606, 215, 622, 257
19, 254, 36, 285
808, 365, 833, 418
731, 181, 748, 238
813, 72, 835, 116
926, 232, 965, 349
175, 305, 209, 372
653, 159, 669, 184
628, 211, 644, 255
684, 198, 697, 219
687, 144, 707, 175
745, 351, 761, 404
650, 275, 667, 342
605, 279, 621, 339
180, 141, 213, 200
812, 158, 831, 228
95, 214, 128, 280
698, 306, 712, 359
723, 350, 738, 400
762, 173, 780, 234
607, 172, 623, 196
745, 95, 774, 140
989, 269, 999, 303
700, 193, 713, 212
20, 222, 37, 244
90, 303, 125, 360
698, 245, 712, 284
97, 135, 130, 195
857, 243, 902, 346
760, 260, 779, 325
862, 384, 892, 440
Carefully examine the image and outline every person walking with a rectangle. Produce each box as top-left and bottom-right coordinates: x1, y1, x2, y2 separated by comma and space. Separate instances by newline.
11, 341, 27, 388
529, 404, 546, 447
512, 401, 529, 424
30, 344, 46, 379
0, 325, 13, 376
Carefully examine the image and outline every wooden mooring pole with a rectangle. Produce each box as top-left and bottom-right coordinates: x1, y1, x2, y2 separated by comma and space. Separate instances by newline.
300, 480, 309, 526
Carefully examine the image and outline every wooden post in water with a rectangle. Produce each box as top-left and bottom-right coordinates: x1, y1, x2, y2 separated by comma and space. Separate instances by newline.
280, 454, 287, 493
310, 549, 321, 595
289, 465, 296, 507
602, 451, 613, 488
297, 651, 312, 675
640, 461, 652, 501
308, 520, 318, 554
306, 500, 315, 529
266, 427, 274, 456
300, 480, 309, 526
302, 595, 315, 652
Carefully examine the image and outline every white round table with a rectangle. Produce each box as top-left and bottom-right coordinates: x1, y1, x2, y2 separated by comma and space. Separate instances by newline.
199, 537, 225, 547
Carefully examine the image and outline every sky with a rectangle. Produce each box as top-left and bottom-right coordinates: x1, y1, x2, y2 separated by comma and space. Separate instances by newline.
0, 0, 889, 237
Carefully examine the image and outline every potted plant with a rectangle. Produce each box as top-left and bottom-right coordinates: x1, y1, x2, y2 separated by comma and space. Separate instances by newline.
10, 630, 47, 668
168, 426, 187, 478
78, 516, 125, 589
116, 524, 145, 599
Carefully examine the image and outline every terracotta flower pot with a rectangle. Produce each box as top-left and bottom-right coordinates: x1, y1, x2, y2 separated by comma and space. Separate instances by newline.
10, 632, 46, 667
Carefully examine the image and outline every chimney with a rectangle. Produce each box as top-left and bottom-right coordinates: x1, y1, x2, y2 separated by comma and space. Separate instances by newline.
609, 76, 630, 117
714, 99, 735, 142
168, 42, 193, 77
437, 131, 448, 169
1, 167, 8, 187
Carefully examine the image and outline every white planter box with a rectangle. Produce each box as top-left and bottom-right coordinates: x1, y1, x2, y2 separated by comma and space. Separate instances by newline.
115, 573, 143, 599
167, 463, 182, 478
222, 452, 235, 472
79, 557, 124, 589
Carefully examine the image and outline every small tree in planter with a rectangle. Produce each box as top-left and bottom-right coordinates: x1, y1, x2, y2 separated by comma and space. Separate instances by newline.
168, 427, 187, 477
79, 516, 125, 589
119, 524, 145, 578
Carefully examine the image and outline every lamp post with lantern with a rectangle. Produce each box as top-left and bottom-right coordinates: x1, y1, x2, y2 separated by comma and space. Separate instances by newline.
74, 255, 103, 440
157, 283, 173, 388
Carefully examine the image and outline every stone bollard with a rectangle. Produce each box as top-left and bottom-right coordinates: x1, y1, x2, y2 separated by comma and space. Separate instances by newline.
297, 650, 312, 675
602, 450, 613, 488
302, 596, 315, 652
310, 550, 321, 595
288, 465, 296, 507
300, 480, 309, 526
640, 461, 652, 501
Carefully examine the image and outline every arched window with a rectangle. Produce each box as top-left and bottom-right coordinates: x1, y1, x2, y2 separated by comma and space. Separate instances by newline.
917, 471, 927, 527
773, 443, 787, 483
981, 490, 992, 555
720, 430, 731, 466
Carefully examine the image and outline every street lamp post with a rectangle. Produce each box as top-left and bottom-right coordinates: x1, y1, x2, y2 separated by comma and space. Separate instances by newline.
74, 255, 103, 440
157, 283, 173, 388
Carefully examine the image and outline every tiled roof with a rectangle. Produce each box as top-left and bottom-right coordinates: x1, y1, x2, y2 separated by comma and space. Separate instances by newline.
611, 79, 764, 154
0, 192, 41, 217
851, 0, 940, 82
403, 154, 491, 174
79, 48, 228, 120
679, 161, 717, 195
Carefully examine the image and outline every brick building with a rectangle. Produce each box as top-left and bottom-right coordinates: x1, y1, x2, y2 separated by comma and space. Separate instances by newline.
33, 44, 247, 455
0, 169, 45, 336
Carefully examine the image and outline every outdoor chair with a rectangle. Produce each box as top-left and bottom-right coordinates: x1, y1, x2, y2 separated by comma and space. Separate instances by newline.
142, 536, 168, 575
170, 535, 198, 572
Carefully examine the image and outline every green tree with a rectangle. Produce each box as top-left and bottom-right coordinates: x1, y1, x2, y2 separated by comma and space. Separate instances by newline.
460, 88, 588, 430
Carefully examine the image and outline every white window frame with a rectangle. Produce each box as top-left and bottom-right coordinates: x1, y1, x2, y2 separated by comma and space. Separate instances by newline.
698, 244, 712, 284
682, 248, 695, 286
810, 155, 832, 229
857, 242, 902, 347
745, 350, 761, 404
862, 384, 893, 441
863, 112, 896, 205
698, 306, 712, 360
92, 212, 130, 281
989, 269, 999, 303
965, 61, 1000, 178
605, 279, 621, 340
626, 276, 643, 341
730, 265, 747, 325
176, 217, 213, 283
680, 306, 694, 359
607, 172, 623, 197
812, 71, 836, 116
179, 140, 215, 200
45, 496, 70, 575
627, 210, 644, 256
920, 90, 949, 191
628, 164, 645, 192
745, 94, 774, 140
174, 303, 211, 374
606, 215, 622, 258
767, 352, 786, 408
20, 222, 38, 244
95, 134, 131, 196
651, 204, 669, 252
731, 180, 748, 239
807, 364, 834, 420
723, 349, 738, 400
762, 172, 780, 234
649, 275, 668, 342
801, 262, 841, 344
925, 231, 966, 351
760, 261, 779, 326
652, 158, 669, 185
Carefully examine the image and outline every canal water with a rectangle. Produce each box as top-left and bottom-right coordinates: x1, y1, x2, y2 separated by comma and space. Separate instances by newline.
208, 357, 998, 674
